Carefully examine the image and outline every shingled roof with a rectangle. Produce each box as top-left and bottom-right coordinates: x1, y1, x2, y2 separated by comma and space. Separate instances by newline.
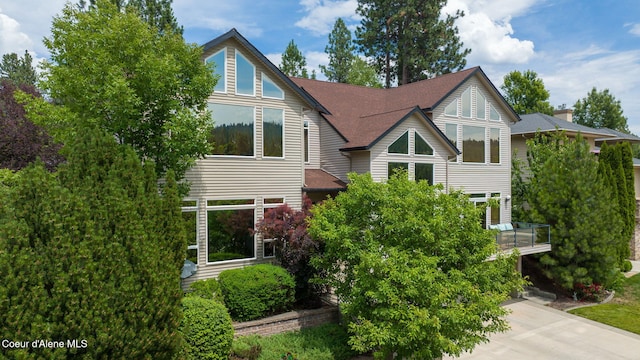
291, 67, 505, 152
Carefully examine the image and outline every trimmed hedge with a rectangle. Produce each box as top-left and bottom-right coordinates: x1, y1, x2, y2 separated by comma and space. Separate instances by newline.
187, 278, 224, 303
219, 264, 295, 321
180, 296, 234, 360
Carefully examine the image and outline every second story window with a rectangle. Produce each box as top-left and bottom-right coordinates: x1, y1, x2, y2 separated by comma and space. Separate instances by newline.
263, 108, 284, 158
206, 48, 226, 93
262, 73, 284, 99
208, 103, 255, 156
236, 51, 255, 96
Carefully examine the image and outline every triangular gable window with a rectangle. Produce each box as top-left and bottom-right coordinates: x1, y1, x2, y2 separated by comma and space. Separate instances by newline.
388, 132, 409, 154
445, 99, 457, 116
490, 104, 501, 121
414, 132, 433, 155
262, 73, 284, 99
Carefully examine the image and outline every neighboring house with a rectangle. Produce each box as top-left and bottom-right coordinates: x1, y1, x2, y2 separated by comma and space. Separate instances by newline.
182, 29, 544, 284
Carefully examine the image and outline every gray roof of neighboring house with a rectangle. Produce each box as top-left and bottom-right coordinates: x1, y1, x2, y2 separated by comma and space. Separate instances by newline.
512, 113, 607, 136
594, 127, 640, 142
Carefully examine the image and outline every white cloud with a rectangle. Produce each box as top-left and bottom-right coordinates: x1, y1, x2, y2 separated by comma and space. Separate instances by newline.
444, 0, 536, 65
295, 0, 359, 35
0, 11, 34, 56
627, 23, 640, 37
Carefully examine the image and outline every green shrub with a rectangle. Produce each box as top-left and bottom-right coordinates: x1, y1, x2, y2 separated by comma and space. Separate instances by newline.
622, 260, 633, 273
230, 335, 262, 360
180, 296, 234, 360
219, 264, 295, 321
187, 278, 224, 303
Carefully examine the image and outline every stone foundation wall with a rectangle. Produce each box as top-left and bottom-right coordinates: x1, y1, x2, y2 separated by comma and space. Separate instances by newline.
232, 305, 339, 338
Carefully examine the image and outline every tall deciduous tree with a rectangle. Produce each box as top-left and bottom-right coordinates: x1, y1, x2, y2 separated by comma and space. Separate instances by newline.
0, 51, 37, 87
346, 57, 383, 88
309, 172, 525, 359
524, 132, 621, 290
320, 18, 355, 83
79, 0, 183, 35
280, 39, 314, 79
33, 0, 216, 185
573, 87, 629, 133
500, 70, 554, 115
356, 0, 470, 87
0, 128, 185, 359
0, 79, 63, 171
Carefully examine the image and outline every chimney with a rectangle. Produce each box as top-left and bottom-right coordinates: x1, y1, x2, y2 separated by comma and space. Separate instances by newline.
553, 108, 573, 123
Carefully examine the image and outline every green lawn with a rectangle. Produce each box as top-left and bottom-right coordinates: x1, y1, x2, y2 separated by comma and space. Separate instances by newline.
568, 274, 640, 335
231, 323, 360, 360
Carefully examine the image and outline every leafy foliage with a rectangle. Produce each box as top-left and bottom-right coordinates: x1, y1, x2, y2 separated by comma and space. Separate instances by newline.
78, 0, 183, 35
524, 131, 621, 290
356, 0, 470, 87
0, 80, 64, 171
280, 40, 314, 79
347, 57, 383, 88
573, 87, 629, 133
500, 70, 554, 115
0, 128, 185, 359
320, 18, 355, 83
180, 296, 234, 360
0, 50, 37, 87
36, 0, 216, 184
218, 264, 296, 321
186, 278, 224, 303
255, 196, 327, 308
309, 172, 525, 359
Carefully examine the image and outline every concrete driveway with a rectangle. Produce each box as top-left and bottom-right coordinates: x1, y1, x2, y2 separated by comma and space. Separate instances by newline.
444, 299, 640, 360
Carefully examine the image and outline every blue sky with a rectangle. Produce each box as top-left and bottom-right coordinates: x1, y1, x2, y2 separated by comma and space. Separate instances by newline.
2, 0, 640, 133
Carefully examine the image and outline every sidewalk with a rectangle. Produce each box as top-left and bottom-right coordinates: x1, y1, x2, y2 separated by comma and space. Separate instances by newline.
626, 260, 640, 277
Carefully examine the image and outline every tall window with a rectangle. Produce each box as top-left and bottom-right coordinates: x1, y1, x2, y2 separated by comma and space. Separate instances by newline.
462, 125, 485, 163
303, 120, 309, 163
262, 73, 284, 99
445, 123, 457, 146
477, 91, 486, 119
490, 193, 501, 225
470, 193, 487, 229
206, 199, 255, 262
206, 49, 226, 93
490, 128, 500, 164
263, 108, 284, 158
209, 103, 255, 156
262, 198, 285, 258
236, 51, 255, 96
388, 132, 409, 154
415, 163, 434, 185
414, 132, 433, 155
461, 87, 471, 118
182, 200, 198, 264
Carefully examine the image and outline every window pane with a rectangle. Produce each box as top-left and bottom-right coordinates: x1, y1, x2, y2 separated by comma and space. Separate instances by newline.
477, 92, 486, 119
262, 74, 284, 99
206, 50, 225, 93
304, 120, 309, 163
182, 210, 198, 263
263, 239, 275, 258
207, 208, 255, 262
209, 103, 254, 156
491, 202, 500, 225
388, 132, 409, 154
414, 132, 433, 155
462, 125, 485, 163
236, 52, 255, 96
461, 87, 471, 118
445, 123, 457, 146
263, 108, 283, 157
445, 99, 457, 116
490, 104, 500, 121
490, 128, 500, 164
388, 162, 408, 178
415, 163, 433, 185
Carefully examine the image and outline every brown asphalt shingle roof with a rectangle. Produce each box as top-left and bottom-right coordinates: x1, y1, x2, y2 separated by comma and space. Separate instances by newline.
291, 67, 479, 150
303, 169, 347, 191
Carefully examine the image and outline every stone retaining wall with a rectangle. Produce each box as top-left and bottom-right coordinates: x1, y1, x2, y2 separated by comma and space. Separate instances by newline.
232, 305, 339, 338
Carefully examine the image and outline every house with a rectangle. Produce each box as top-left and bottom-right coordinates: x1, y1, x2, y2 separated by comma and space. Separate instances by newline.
181, 29, 546, 284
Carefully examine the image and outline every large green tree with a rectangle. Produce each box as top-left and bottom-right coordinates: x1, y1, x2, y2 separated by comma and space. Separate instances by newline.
356, 0, 470, 87
280, 39, 314, 79
320, 18, 355, 83
346, 57, 383, 88
0, 128, 185, 359
573, 87, 629, 133
0, 51, 37, 87
500, 70, 554, 115
309, 172, 525, 360
79, 0, 183, 35
32, 0, 215, 184
523, 132, 621, 290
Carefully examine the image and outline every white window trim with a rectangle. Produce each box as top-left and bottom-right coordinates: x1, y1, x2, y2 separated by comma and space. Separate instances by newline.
262, 107, 285, 159
490, 128, 501, 165
387, 131, 410, 155
414, 130, 435, 157
205, 199, 257, 264
462, 125, 486, 164
181, 199, 199, 264
476, 90, 487, 120
206, 103, 257, 159
261, 72, 284, 100
414, 162, 435, 185
303, 119, 310, 164
461, 87, 472, 118
262, 197, 286, 259
205, 48, 227, 94
235, 50, 256, 97
489, 104, 501, 121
